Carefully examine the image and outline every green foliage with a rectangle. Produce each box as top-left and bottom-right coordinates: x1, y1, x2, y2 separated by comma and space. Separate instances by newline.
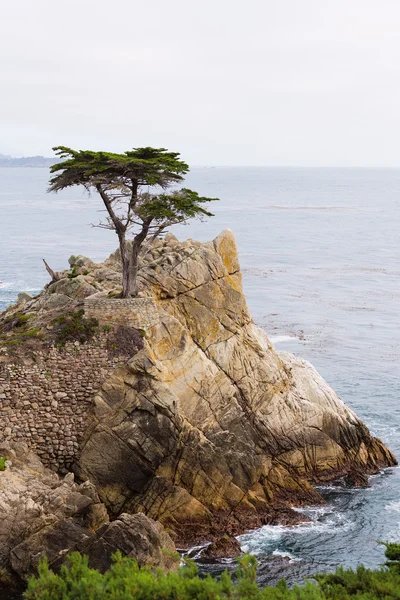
0, 311, 31, 335
137, 188, 216, 222
53, 309, 99, 347
48, 146, 217, 226
68, 265, 79, 279
48, 145, 218, 297
49, 146, 190, 190
23, 543, 400, 600
24, 327, 43, 338
14, 313, 32, 326
379, 541, 400, 574
0, 312, 43, 347
0, 457, 6, 471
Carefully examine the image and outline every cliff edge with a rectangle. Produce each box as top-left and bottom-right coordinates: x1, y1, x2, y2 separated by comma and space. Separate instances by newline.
0, 230, 396, 549
78, 230, 396, 543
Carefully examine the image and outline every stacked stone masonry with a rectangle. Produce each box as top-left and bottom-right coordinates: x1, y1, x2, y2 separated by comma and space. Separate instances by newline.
0, 336, 129, 472
84, 298, 160, 329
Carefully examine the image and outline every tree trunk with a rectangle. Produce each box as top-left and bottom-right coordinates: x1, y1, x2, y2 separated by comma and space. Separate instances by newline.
120, 239, 132, 298
128, 241, 140, 297
120, 239, 140, 298
121, 221, 151, 298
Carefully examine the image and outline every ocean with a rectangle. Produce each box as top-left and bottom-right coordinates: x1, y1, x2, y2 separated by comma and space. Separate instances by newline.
1, 166, 399, 586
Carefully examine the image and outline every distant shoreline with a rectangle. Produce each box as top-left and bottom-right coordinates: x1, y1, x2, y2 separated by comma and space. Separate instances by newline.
0, 156, 57, 167
0, 165, 55, 168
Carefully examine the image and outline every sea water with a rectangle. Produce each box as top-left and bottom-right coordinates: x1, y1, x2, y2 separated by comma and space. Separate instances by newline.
1, 166, 399, 586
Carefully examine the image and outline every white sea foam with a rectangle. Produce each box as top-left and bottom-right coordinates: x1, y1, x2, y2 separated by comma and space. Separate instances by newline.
385, 501, 400, 512
238, 505, 354, 557
270, 335, 298, 344
184, 543, 209, 559
272, 549, 301, 562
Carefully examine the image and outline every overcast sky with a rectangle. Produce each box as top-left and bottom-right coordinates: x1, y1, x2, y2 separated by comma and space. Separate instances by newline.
2, 0, 400, 166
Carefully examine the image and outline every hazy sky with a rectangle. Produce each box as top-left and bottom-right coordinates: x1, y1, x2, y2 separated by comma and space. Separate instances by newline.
2, 0, 400, 166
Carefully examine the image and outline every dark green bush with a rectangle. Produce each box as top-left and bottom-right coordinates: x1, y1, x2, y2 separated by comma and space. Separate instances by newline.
24, 544, 400, 600
53, 310, 99, 347
68, 265, 80, 279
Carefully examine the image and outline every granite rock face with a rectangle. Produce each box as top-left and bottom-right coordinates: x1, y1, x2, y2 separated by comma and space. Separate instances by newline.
0, 229, 396, 552
75, 230, 396, 544
0, 444, 176, 581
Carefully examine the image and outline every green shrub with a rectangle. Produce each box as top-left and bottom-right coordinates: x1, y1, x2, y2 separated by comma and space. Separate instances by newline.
15, 313, 32, 326
0, 457, 7, 471
0, 311, 32, 335
53, 310, 99, 347
68, 265, 79, 279
24, 327, 43, 338
23, 543, 400, 600
0, 313, 43, 347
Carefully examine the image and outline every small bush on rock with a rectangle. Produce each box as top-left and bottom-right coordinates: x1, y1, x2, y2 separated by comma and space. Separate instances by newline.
24, 543, 400, 599
53, 310, 99, 347
0, 312, 31, 335
107, 325, 144, 359
68, 265, 79, 279
0, 457, 6, 471
0, 312, 43, 347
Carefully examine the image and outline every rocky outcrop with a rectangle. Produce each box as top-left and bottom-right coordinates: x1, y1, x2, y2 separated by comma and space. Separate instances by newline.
77, 513, 177, 573
0, 230, 396, 551
0, 444, 176, 583
74, 230, 395, 544
202, 535, 242, 559
344, 470, 370, 487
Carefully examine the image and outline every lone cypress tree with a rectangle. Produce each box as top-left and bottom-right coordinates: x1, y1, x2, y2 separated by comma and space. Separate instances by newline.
48, 146, 217, 297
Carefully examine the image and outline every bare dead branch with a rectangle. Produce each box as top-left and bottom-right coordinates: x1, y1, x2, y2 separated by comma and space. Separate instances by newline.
43, 259, 62, 283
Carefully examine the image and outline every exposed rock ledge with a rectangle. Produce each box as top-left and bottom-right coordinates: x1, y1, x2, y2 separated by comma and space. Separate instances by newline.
0, 229, 396, 557
0, 443, 177, 584
75, 230, 395, 544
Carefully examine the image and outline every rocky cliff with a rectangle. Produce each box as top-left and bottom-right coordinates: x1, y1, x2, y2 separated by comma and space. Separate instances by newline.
76, 230, 396, 543
0, 230, 396, 554
0, 443, 177, 586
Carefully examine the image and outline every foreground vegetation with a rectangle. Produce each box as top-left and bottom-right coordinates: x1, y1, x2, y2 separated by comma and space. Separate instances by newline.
24, 543, 400, 599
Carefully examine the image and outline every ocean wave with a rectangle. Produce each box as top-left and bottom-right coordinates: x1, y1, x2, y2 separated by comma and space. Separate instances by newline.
270, 335, 299, 344
272, 549, 301, 562
385, 501, 400, 513
239, 506, 354, 557
183, 543, 209, 560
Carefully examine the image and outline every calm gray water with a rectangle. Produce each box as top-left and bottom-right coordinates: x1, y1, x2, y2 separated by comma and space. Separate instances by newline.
1, 167, 399, 586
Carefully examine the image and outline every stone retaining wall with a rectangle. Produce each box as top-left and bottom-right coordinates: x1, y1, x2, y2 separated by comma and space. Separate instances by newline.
0, 336, 130, 472
84, 298, 159, 329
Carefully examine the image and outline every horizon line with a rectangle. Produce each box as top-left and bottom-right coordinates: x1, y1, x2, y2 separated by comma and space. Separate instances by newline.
4, 154, 400, 169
